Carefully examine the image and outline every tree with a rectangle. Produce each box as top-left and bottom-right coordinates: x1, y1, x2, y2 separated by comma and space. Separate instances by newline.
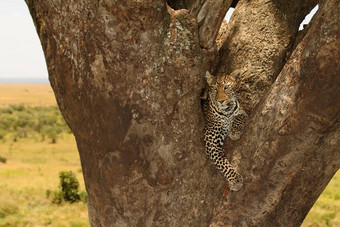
25, 0, 339, 225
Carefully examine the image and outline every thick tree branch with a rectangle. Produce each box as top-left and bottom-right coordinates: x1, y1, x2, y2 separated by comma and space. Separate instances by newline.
25, 0, 221, 225
197, 0, 233, 49
211, 0, 340, 225
24, 0, 171, 135
166, 0, 207, 16
216, 0, 317, 115
167, 0, 233, 49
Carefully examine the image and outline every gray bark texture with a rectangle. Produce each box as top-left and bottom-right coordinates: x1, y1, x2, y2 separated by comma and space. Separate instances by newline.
25, 0, 339, 226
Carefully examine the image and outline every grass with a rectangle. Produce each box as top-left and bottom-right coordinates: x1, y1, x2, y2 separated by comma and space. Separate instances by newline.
302, 170, 340, 227
0, 84, 88, 226
0, 134, 89, 227
0, 84, 56, 108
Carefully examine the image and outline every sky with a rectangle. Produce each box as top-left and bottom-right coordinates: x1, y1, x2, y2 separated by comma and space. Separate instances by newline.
0, 0, 317, 80
0, 0, 48, 79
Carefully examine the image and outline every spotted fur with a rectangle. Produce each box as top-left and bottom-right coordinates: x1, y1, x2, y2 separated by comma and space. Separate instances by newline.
201, 71, 247, 191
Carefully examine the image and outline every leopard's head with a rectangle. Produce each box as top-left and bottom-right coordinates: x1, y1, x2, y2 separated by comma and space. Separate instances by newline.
203, 71, 239, 115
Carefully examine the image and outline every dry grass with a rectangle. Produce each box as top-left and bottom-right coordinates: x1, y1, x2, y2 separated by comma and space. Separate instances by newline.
0, 134, 89, 227
0, 84, 87, 226
302, 170, 340, 227
0, 84, 56, 107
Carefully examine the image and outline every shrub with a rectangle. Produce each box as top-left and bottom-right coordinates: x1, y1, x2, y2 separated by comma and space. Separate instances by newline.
79, 191, 88, 203
59, 171, 80, 203
0, 130, 7, 140
0, 105, 71, 142
0, 107, 13, 114
51, 190, 64, 205
0, 114, 15, 130
45, 189, 51, 198
41, 125, 61, 143
9, 104, 25, 112
0, 156, 6, 164
36, 113, 58, 132
50, 171, 88, 204
50, 171, 81, 204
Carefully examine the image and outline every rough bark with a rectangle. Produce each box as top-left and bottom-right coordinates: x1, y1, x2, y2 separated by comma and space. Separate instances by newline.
196, 0, 232, 49
25, 0, 339, 226
25, 1, 219, 225
167, 0, 234, 49
211, 0, 340, 225
216, 0, 318, 114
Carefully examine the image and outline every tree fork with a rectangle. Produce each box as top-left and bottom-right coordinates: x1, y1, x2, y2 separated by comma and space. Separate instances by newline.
25, 0, 339, 226
212, 0, 340, 225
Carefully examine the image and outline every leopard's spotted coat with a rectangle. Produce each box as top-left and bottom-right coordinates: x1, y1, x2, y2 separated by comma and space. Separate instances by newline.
201, 71, 247, 191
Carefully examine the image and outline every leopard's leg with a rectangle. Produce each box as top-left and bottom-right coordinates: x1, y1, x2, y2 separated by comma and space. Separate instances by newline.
204, 128, 243, 191
228, 108, 248, 140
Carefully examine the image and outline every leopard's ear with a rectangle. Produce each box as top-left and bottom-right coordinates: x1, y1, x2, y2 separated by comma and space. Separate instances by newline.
201, 88, 208, 100
205, 71, 214, 86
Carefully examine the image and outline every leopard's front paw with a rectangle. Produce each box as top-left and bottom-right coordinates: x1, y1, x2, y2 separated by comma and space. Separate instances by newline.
228, 173, 243, 191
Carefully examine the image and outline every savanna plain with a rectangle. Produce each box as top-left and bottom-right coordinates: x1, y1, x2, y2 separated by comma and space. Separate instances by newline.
0, 84, 338, 227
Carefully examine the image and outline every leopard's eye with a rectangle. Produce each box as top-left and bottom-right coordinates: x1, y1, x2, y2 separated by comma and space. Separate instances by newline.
224, 86, 231, 92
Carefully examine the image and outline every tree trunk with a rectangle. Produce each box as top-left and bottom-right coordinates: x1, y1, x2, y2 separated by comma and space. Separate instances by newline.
25, 0, 339, 226
211, 1, 340, 225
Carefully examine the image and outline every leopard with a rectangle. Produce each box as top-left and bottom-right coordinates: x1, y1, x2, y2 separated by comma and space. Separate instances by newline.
201, 71, 247, 191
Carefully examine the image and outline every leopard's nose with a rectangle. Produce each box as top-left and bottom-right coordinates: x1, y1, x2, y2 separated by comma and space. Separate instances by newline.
216, 93, 229, 103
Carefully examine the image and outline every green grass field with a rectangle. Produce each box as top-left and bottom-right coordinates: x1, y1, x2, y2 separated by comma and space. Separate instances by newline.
0, 84, 88, 226
0, 84, 338, 226
302, 171, 340, 227
0, 135, 88, 227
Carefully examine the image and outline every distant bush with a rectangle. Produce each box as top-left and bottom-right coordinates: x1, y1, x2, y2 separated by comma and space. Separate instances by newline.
79, 191, 88, 203
41, 125, 62, 143
52, 190, 64, 205
59, 171, 80, 203
0, 130, 7, 140
0, 104, 71, 143
0, 114, 15, 131
9, 104, 25, 112
0, 107, 13, 114
50, 171, 87, 204
0, 156, 6, 164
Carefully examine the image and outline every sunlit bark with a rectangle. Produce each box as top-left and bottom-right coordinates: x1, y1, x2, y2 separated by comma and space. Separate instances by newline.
25, 0, 339, 225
